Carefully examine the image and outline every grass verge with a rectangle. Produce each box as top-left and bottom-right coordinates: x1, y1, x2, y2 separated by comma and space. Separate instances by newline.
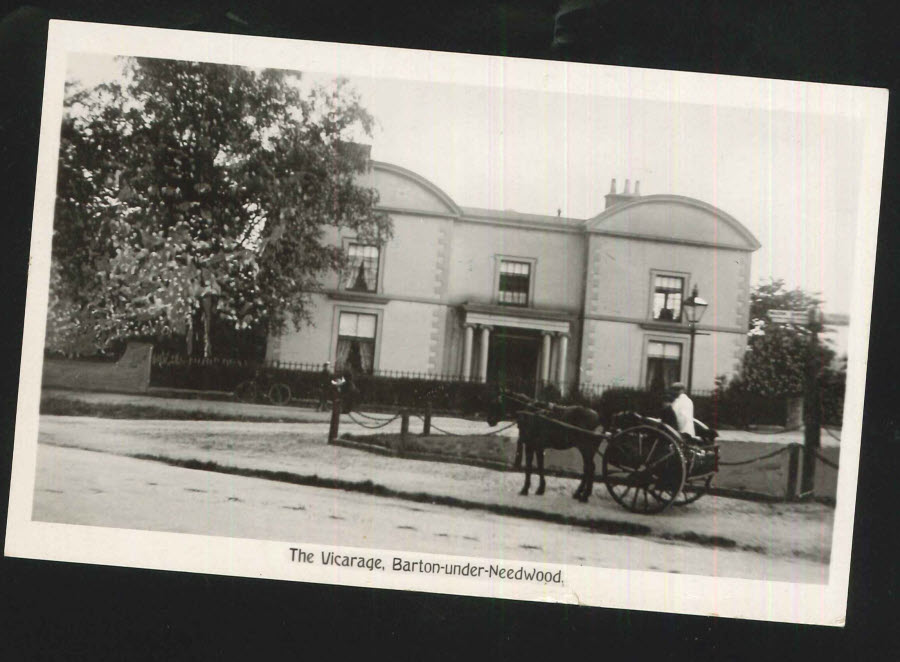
39, 395, 302, 423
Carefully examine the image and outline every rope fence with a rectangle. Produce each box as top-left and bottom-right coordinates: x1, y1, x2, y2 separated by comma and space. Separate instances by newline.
823, 425, 843, 442
814, 448, 840, 470
351, 410, 399, 423
412, 414, 517, 437
326, 387, 840, 501
347, 412, 401, 430
716, 444, 794, 466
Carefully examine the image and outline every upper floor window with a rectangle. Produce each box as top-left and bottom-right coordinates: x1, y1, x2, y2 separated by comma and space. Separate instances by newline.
498, 260, 531, 306
652, 275, 685, 322
342, 243, 380, 293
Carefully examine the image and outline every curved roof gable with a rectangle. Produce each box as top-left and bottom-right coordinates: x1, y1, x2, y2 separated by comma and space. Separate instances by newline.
362, 161, 462, 216
585, 195, 761, 251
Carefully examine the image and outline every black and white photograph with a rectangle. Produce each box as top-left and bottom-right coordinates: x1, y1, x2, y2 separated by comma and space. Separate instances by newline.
4, 18, 887, 626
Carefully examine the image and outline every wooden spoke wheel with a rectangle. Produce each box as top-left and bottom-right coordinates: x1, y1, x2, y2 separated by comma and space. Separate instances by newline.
603, 425, 686, 514
234, 380, 258, 403
268, 383, 292, 405
671, 475, 712, 506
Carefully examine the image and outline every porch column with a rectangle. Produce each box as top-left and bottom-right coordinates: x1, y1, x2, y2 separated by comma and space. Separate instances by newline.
461, 323, 474, 380
540, 332, 552, 385
478, 325, 491, 382
556, 333, 569, 394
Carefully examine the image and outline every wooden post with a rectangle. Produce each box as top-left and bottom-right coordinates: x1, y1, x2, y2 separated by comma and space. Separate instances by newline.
400, 410, 410, 439
785, 443, 801, 501
422, 402, 432, 436
327, 383, 341, 444
801, 307, 823, 496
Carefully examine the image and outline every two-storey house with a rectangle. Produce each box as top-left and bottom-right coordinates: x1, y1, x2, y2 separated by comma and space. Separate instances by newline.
266, 162, 760, 394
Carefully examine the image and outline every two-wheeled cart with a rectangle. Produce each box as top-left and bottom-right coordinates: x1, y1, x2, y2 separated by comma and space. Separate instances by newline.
521, 410, 719, 514
600, 415, 719, 514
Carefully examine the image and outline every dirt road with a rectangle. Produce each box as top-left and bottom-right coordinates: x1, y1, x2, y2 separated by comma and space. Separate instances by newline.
32, 414, 835, 580
33, 444, 828, 582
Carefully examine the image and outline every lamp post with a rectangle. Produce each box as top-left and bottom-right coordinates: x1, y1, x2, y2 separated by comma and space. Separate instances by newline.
682, 285, 708, 394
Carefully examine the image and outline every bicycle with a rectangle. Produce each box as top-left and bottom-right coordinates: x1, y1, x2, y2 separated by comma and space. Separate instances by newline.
233, 369, 292, 405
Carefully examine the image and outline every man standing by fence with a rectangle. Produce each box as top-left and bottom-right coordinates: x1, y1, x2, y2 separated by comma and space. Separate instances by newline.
316, 361, 332, 411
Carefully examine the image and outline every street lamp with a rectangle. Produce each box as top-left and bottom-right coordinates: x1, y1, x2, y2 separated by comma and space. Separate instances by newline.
682, 284, 708, 394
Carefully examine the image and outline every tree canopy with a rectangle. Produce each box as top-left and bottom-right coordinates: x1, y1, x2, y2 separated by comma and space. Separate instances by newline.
735, 279, 835, 397
48, 57, 391, 357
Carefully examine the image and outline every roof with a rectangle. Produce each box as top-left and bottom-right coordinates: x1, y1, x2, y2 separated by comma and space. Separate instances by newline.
460, 206, 586, 229
585, 195, 762, 252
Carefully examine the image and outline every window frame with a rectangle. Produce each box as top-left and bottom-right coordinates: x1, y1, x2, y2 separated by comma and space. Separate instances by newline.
494, 255, 537, 308
640, 335, 686, 390
340, 239, 385, 294
330, 306, 383, 374
648, 269, 690, 323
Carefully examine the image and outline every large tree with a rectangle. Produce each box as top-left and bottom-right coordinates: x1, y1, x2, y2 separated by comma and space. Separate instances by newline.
49, 57, 391, 357
735, 279, 835, 397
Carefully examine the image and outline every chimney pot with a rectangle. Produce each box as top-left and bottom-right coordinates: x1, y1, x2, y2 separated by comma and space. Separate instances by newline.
609, 178, 616, 194
624, 179, 631, 195
635, 180, 641, 196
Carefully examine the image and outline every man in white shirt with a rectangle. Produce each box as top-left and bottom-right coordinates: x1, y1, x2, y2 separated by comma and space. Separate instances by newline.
669, 382, 696, 438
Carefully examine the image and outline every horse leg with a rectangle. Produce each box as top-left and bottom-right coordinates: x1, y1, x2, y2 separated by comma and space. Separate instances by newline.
573, 450, 586, 500
573, 447, 592, 502
582, 448, 596, 502
519, 445, 533, 495
535, 449, 546, 495
513, 438, 523, 469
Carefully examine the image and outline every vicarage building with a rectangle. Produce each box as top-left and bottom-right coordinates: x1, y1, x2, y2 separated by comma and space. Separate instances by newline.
267, 160, 761, 394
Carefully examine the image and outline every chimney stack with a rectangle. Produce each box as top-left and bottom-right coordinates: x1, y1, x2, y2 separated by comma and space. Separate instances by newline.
604, 176, 643, 210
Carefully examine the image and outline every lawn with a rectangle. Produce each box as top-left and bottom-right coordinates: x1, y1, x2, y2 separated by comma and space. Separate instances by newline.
342, 431, 840, 502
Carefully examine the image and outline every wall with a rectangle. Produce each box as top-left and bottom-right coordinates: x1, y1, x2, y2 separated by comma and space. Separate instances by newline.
446, 221, 585, 311
584, 234, 750, 330
42, 342, 153, 393
580, 319, 746, 391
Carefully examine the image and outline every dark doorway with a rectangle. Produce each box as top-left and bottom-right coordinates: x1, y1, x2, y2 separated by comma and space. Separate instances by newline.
486, 328, 541, 396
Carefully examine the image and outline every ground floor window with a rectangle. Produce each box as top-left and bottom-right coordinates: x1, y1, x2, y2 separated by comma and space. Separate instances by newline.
645, 340, 682, 391
336, 312, 377, 375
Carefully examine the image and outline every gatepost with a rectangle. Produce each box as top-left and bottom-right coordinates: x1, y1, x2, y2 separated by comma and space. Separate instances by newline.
327, 381, 341, 444
800, 306, 824, 497
422, 402, 432, 436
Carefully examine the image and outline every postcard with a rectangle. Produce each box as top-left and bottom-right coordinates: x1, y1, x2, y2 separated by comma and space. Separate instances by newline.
5, 19, 888, 625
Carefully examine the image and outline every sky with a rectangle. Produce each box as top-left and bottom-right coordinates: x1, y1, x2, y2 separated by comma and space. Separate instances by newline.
67, 53, 866, 315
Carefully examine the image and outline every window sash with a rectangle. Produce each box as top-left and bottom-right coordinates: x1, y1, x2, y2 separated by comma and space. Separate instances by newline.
652, 275, 684, 321
647, 341, 682, 359
343, 243, 380, 292
498, 260, 531, 306
338, 312, 377, 339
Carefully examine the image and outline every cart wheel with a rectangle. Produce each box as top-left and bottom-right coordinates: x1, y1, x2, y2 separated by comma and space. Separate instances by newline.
672, 476, 713, 506
268, 383, 292, 406
603, 425, 686, 514
234, 380, 258, 403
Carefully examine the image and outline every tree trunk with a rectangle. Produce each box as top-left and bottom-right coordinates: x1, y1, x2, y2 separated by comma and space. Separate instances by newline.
185, 315, 194, 357
201, 295, 213, 359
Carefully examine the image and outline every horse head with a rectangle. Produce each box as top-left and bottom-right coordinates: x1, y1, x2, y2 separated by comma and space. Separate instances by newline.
485, 392, 507, 427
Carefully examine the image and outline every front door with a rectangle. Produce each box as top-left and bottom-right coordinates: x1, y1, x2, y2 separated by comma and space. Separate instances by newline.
486, 328, 541, 396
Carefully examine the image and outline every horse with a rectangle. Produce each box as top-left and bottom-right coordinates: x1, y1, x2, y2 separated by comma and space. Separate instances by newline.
486, 391, 605, 502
